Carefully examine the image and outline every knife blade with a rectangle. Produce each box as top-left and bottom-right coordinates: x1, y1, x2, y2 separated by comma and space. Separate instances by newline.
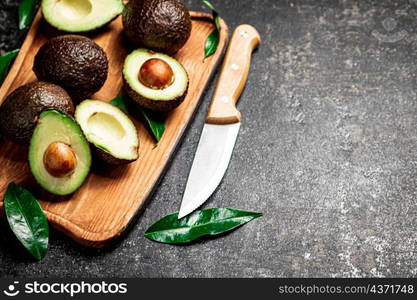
178, 24, 261, 219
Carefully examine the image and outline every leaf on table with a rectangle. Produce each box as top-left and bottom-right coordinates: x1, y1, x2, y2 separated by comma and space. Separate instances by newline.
18, 0, 38, 30
203, 0, 221, 59
202, 0, 217, 11
145, 208, 262, 244
0, 49, 19, 86
110, 95, 166, 143
4, 182, 49, 260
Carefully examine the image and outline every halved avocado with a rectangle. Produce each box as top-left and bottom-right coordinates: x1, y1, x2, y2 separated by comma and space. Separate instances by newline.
75, 100, 139, 165
41, 0, 124, 33
29, 110, 91, 196
123, 49, 189, 112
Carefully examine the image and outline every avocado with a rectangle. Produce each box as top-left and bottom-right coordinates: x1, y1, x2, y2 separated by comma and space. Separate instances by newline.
29, 109, 91, 196
75, 100, 139, 165
0, 81, 74, 145
41, 0, 124, 33
33, 35, 108, 101
122, 0, 192, 55
123, 49, 189, 111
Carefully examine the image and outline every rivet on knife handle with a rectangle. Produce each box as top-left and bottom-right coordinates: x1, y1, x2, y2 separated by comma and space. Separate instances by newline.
206, 24, 261, 125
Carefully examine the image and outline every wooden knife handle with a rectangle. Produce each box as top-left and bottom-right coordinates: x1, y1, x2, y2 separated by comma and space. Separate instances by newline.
206, 24, 261, 125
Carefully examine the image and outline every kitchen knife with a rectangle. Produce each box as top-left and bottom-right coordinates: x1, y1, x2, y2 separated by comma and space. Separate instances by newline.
178, 24, 261, 219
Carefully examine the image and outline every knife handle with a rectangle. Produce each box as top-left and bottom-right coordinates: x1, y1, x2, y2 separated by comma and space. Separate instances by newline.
206, 24, 261, 125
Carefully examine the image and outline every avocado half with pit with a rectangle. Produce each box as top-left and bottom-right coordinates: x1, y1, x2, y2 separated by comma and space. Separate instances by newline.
123, 49, 189, 112
0, 81, 74, 145
41, 0, 124, 33
75, 100, 139, 165
29, 110, 91, 196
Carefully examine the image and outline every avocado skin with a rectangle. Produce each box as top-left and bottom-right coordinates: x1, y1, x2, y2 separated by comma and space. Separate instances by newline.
33, 35, 108, 101
0, 81, 74, 145
95, 145, 139, 166
123, 0, 192, 55
124, 78, 188, 112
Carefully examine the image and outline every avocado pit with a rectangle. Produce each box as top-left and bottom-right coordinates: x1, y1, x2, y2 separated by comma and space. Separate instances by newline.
139, 58, 175, 90
43, 142, 77, 178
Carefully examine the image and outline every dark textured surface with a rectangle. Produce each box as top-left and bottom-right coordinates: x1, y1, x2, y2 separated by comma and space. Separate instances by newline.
1, 0, 417, 278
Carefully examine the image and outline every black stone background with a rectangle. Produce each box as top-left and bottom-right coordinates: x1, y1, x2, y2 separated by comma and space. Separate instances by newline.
1, 0, 417, 277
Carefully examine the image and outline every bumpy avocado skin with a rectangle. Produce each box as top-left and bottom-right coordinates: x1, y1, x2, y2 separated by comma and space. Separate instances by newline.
0, 81, 74, 145
123, 0, 192, 55
33, 35, 108, 100
124, 78, 188, 112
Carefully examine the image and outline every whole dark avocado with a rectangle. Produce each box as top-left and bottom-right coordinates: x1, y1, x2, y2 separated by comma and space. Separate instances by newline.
0, 81, 74, 145
33, 35, 108, 101
122, 0, 192, 55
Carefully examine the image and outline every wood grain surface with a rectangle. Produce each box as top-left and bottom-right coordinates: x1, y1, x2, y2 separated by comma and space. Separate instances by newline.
0, 10, 229, 247
206, 24, 261, 125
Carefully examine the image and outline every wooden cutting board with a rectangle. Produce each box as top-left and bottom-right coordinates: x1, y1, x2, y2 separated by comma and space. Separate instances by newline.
0, 10, 229, 247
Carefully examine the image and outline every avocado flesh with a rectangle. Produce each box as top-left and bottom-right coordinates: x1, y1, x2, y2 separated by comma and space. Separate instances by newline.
29, 110, 91, 196
122, 0, 192, 54
33, 35, 108, 101
42, 0, 124, 33
123, 49, 189, 111
75, 100, 139, 164
0, 81, 74, 145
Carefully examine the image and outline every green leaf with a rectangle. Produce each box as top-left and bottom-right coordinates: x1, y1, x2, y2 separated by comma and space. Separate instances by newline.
4, 183, 49, 260
205, 30, 220, 58
0, 49, 19, 85
110, 95, 166, 142
109, 95, 130, 114
141, 108, 166, 143
202, 0, 216, 12
145, 208, 262, 244
203, 0, 221, 59
18, 0, 38, 30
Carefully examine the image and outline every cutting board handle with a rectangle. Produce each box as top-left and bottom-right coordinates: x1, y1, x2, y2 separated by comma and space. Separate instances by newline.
206, 24, 261, 125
